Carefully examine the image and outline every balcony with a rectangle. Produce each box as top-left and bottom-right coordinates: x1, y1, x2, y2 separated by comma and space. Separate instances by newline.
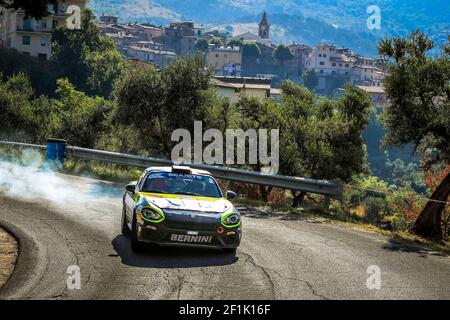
16, 26, 52, 34
16, 8, 70, 17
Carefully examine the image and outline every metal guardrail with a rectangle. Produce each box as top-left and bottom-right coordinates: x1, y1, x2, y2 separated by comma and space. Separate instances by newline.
0, 141, 46, 151
1, 141, 343, 198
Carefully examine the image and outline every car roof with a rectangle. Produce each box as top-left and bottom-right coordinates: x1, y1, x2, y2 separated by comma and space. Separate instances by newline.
144, 166, 213, 176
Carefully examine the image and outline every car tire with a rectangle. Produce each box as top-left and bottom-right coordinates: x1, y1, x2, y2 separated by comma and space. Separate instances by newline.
121, 206, 131, 236
222, 248, 237, 254
131, 212, 145, 253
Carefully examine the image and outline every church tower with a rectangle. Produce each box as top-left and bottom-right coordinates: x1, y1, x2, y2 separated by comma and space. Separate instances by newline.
258, 12, 270, 39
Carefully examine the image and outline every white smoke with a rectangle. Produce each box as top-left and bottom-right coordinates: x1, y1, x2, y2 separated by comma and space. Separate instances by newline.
0, 149, 118, 205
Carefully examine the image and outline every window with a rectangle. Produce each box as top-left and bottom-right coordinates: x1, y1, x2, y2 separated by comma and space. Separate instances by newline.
22, 35, 31, 45
345, 64, 349, 68
41, 36, 47, 47
52, 20, 58, 30
141, 172, 222, 199
319, 61, 324, 65
323, 54, 326, 58
145, 53, 154, 61
23, 18, 31, 31
38, 53, 47, 61
332, 63, 336, 67
320, 70, 324, 74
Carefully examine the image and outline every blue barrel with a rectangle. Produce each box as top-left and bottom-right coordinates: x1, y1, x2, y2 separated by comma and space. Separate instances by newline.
46, 138, 67, 163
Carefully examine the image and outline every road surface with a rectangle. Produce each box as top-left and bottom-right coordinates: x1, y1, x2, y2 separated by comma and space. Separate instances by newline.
0, 174, 449, 299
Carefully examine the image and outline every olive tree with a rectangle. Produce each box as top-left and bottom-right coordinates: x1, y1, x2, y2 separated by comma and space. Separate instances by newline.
378, 31, 450, 240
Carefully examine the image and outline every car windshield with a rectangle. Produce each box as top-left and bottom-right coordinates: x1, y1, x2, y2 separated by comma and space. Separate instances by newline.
141, 172, 223, 198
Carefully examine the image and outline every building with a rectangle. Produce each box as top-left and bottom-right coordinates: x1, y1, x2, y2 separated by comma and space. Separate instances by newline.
351, 56, 386, 86
304, 44, 388, 90
212, 76, 272, 103
285, 44, 311, 78
0, 0, 87, 60
126, 45, 176, 68
134, 23, 163, 41
305, 44, 356, 76
206, 45, 242, 76
160, 21, 196, 55
103, 32, 140, 55
232, 12, 272, 47
258, 12, 270, 39
351, 65, 385, 86
99, 14, 118, 25
356, 85, 388, 110
194, 24, 205, 37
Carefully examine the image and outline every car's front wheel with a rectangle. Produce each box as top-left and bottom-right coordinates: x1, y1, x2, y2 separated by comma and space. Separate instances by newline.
131, 212, 145, 253
121, 206, 130, 236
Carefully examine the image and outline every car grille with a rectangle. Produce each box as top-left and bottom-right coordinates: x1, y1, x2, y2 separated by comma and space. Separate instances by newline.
165, 219, 218, 231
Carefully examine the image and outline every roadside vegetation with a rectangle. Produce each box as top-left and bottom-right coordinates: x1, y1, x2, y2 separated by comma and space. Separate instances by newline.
0, 8, 449, 244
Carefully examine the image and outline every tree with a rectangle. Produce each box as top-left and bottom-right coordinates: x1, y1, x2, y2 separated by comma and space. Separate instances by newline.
234, 97, 283, 201
302, 70, 318, 91
209, 37, 224, 47
0, 73, 56, 143
0, 73, 35, 140
0, 47, 58, 97
51, 78, 112, 148
227, 39, 244, 48
242, 41, 261, 60
378, 31, 450, 240
0, 0, 56, 18
279, 82, 373, 206
51, 9, 125, 98
195, 39, 209, 52
273, 45, 294, 78
273, 45, 294, 65
113, 55, 215, 157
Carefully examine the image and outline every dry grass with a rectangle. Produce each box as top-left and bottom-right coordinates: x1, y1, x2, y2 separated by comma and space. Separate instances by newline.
235, 198, 450, 255
0, 226, 18, 289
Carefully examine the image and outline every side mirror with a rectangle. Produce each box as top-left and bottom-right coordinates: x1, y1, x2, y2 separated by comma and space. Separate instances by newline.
126, 183, 136, 193
226, 191, 237, 199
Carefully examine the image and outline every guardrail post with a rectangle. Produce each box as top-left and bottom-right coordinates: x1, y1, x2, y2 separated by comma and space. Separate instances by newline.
323, 195, 331, 211
335, 179, 344, 203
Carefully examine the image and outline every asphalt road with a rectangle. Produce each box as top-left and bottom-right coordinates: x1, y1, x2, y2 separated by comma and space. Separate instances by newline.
0, 173, 449, 300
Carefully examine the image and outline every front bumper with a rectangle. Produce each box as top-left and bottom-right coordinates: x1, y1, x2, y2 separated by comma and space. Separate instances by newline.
136, 212, 241, 249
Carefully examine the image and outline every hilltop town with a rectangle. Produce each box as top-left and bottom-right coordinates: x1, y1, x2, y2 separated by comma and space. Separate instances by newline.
96, 12, 387, 108
0, 1, 388, 109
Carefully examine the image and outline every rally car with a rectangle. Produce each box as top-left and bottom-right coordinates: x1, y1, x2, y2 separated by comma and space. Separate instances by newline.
121, 165, 241, 253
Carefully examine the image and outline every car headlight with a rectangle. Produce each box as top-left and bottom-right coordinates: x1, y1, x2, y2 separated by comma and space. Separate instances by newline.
141, 207, 165, 222
221, 213, 241, 227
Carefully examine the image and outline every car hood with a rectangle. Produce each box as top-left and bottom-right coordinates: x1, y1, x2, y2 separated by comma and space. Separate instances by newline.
141, 192, 234, 213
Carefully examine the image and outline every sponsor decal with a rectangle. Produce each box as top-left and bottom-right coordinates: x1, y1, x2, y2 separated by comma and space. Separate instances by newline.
170, 234, 212, 243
